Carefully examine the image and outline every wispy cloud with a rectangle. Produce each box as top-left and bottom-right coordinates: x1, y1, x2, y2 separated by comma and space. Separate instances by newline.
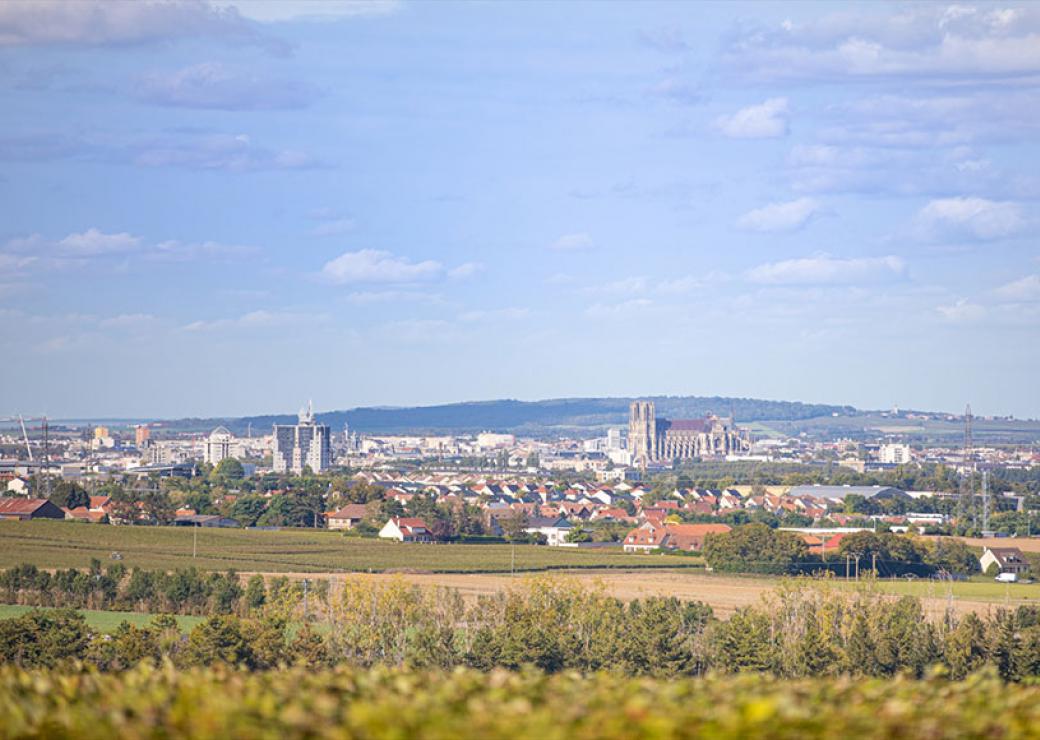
936, 299, 986, 323
716, 98, 789, 139
585, 298, 653, 318
550, 232, 594, 251
915, 197, 1025, 241
747, 254, 906, 285
737, 198, 821, 232
321, 249, 443, 284
995, 274, 1040, 302
133, 62, 315, 110
0, 0, 287, 54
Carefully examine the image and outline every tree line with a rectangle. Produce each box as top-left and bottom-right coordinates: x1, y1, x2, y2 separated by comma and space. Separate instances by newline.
4, 577, 1040, 682
702, 524, 980, 576
0, 562, 317, 617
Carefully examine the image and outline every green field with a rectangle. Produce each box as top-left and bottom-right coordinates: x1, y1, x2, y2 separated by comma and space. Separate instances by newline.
0, 604, 204, 632
848, 577, 1040, 604
0, 520, 700, 574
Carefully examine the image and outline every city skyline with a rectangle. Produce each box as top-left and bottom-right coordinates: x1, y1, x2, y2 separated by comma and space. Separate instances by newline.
1, 1, 1038, 419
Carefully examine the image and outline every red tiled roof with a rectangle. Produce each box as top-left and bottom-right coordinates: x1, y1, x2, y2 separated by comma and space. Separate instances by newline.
0, 498, 50, 515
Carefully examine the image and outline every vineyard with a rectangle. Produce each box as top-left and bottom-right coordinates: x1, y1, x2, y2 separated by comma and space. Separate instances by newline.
0, 664, 1036, 739
0, 520, 697, 573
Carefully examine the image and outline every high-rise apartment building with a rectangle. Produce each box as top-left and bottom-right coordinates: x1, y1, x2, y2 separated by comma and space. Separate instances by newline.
204, 426, 235, 464
135, 425, 151, 448
273, 403, 331, 474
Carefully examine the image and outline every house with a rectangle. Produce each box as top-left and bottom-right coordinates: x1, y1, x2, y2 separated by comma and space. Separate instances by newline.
327, 503, 369, 530
5, 478, 28, 496
379, 516, 433, 542
623, 522, 731, 553
980, 547, 1030, 576
0, 497, 65, 521
523, 516, 574, 546
63, 506, 108, 523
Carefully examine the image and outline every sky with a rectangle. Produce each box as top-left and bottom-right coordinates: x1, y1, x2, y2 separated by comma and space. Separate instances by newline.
0, 0, 1038, 420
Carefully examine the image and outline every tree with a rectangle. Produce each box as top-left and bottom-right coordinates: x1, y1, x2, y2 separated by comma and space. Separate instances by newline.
213, 458, 245, 482
0, 609, 89, 667
49, 481, 89, 510
703, 524, 811, 575
183, 615, 253, 667
231, 495, 268, 527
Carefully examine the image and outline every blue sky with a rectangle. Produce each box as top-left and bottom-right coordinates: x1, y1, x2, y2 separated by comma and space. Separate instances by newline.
1, 0, 1038, 419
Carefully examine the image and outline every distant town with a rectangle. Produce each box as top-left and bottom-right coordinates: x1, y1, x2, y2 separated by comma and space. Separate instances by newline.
2, 398, 1037, 566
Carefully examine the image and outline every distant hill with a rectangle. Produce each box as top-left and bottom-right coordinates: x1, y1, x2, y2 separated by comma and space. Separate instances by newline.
165, 396, 856, 437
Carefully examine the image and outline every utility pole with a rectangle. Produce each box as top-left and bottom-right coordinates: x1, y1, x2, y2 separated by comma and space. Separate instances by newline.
302, 578, 310, 621
193, 522, 198, 559
871, 552, 877, 578
846, 555, 850, 580
511, 542, 516, 577
855, 555, 860, 581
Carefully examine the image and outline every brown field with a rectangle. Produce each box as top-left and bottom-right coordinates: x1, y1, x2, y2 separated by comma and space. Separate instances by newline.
942, 536, 1040, 553
251, 569, 1026, 619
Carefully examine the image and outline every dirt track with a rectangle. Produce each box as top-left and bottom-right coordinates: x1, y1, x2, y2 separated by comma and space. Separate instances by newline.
245, 569, 1007, 619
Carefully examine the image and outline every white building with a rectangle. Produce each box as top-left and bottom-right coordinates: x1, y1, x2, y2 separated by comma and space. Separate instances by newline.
607, 427, 626, 451
378, 516, 433, 542
204, 426, 236, 464
476, 432, 515, 449
273, 403, 332, 474
879, 443, 912, 465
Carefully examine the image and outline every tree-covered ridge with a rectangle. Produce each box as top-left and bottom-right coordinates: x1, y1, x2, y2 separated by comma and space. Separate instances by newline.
169, 395, 856, 435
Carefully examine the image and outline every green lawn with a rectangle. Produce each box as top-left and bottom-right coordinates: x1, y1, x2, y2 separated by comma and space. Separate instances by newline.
0, 604, 204, 633
0, 520, 699, 574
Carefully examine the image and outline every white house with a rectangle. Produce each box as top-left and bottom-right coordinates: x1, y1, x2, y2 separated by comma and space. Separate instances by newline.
980, 547, 1030, 577
378, 516, 433, 543
523, 516, 574, 546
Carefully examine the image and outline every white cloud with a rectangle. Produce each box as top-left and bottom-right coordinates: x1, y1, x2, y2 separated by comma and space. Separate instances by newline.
99, 313, 157, 328
152, 240, 255, 261
716, 98, 789, 139
458, 307, 529, 322
588, 276, 649, 294
916, 197, 1025, 240
585, 298, 653, 318
57, 228, 140, 255
448, 262, 484, 279
0, 253, 37, 271
229, 0, 400, 22
995, 274, 1040, 302
550, 232, 594, 251
183, 309, 324, 332
936, 299, 986, 322
3, 229, 256, 268
737, 198, 821, 232
747, 254, 906, 285
345, 290, 442, 305
134, 62, 314, 110
722, 6, 1040, 84
321, 249, 443, 284
0, 0, 284, 53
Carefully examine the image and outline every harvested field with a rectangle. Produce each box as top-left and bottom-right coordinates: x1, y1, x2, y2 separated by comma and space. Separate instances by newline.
250, 569, 1038, 619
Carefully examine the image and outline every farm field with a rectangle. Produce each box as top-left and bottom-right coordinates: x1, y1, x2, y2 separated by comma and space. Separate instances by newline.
0, 604, 204, 633
0, 520, 701, 573
270, 570, 1039, 619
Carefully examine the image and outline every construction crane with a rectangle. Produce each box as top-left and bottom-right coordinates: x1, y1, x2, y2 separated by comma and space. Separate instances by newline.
1, 415, 51, 495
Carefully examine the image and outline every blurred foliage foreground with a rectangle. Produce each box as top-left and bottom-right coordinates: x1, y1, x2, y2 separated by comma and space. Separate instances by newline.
1, 663, 1039, 739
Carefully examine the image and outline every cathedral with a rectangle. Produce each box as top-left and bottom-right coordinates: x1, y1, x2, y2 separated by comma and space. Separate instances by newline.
628, 400, 749, 464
